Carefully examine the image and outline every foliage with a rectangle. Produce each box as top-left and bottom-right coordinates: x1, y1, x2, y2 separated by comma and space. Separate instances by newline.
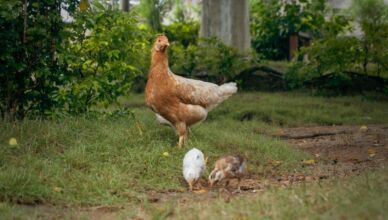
136, 0, 172, 32
0, 0, 153, 119
59, 1, 150, 114
250, 0, 326, 60
171, 0, 185, 22
250, 0, 287, 60
0, 0, 79, 119
168, 37, 255, 83
284, 35, 360, 93
163, 21, 199, 47
300, 36, 360, 76
351, 0, 388, 75
285, 0, 388, 94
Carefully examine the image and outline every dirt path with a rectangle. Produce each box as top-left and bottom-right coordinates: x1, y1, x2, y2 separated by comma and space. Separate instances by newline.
265, 124, 388, 186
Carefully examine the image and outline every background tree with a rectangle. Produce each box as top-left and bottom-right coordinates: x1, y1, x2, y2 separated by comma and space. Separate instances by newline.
121, 0, 129, 12
351, 0, 388, 75
138, 0, 172, 32
200, 0, 251, 52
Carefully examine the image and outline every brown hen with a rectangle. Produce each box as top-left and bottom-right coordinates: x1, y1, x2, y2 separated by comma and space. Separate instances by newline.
145, 35, 237, 147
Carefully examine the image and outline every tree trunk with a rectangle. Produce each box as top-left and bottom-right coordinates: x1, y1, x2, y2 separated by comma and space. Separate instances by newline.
121, 0, 129, 12
289, 32, 298, 61
363, 45, 368, 75
200, 0, 250, 52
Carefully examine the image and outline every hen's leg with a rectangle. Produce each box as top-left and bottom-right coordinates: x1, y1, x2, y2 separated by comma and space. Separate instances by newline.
178, 136, 185, 148
187, 127, 192, 137
176, 123, 187, 148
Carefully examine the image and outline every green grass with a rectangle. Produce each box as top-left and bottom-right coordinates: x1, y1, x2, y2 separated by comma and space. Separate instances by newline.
0, 92, 387, 218
1, 167, 387, 219
204, 92, 388, 126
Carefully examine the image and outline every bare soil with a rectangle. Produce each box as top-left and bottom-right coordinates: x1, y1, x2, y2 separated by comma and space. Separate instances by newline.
256, 124, 388, 188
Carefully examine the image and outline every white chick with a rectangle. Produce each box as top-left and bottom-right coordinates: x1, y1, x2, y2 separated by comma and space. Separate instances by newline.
182, 148, 206, 191
208, 155, 246, 192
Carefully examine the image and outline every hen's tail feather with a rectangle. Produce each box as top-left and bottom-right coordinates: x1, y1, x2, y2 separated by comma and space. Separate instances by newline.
206, 82, 238, 111
219, 82, 238, 96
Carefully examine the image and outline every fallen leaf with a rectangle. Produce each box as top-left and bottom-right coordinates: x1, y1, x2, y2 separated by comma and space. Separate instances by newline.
193, 189, 207, 194
302, 159, 315, 165
314, 153, 320, 158
8, 138, 17, 146
347, 158, 362, 163
359, 125, 368, 132
269, 160, 282, 167
162, 152, 169, 157
368, 148, 376, 157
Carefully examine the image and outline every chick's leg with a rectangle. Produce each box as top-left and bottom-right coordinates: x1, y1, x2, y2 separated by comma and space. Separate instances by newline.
233, 178, 242, 193
195, 180, 203, 190
188, 181, 193, 191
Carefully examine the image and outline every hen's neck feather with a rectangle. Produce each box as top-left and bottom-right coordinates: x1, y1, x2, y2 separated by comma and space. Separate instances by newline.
150, 49, 169, 75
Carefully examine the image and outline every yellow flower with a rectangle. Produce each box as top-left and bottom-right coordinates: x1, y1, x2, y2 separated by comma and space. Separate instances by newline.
8, 138, 17, 146
162, 152, 169, 157
53, 187, 63, 192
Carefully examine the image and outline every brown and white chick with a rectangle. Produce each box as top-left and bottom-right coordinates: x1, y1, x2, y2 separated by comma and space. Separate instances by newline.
208, 155, 246, 192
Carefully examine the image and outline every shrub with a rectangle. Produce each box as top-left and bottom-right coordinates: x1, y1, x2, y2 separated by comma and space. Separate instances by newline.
58, 2, 151, 114
250, 0, 326, 60
284, 0, 388, 95
0, 0, 78, 119
163, 21, 199, 47
168, 37, 256, 83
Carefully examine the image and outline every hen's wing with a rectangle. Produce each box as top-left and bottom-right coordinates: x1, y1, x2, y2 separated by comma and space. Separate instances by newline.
172, 73, 237, 111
